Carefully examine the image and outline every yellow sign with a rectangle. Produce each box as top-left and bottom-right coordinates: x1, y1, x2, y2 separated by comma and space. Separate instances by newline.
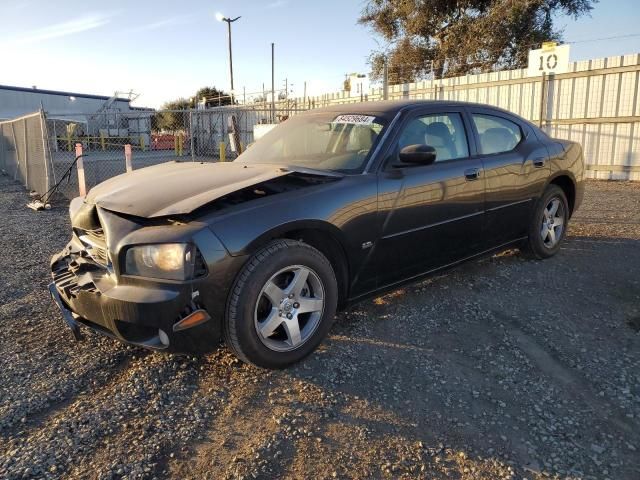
541, 41, 558, 52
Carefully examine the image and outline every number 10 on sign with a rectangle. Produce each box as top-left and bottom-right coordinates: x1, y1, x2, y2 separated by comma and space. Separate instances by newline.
527, 44, 570, 77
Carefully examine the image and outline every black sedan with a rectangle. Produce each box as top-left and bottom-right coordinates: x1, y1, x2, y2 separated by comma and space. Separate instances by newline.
49, 101, 584, 368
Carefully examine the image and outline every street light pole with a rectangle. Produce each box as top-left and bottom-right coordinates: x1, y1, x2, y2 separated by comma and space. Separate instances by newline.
216, 14, 241, 103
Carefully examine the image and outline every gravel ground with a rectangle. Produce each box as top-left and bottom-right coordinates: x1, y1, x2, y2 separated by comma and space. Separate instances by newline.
0, 175, 639, 480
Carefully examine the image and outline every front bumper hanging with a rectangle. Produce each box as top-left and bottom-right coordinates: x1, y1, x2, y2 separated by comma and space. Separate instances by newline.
48, 243, 217, 351
48, 282, 82, 341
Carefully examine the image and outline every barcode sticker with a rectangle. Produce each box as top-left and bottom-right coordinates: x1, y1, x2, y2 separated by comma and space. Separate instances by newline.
332, 114, 376, 125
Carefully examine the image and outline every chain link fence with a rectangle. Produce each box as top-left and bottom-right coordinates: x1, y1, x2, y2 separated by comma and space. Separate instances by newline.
0, 111, 52, 196
48, 109, 177, 199
44, 106, 308, 200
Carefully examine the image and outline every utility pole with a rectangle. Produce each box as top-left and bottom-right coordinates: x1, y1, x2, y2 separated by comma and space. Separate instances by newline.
283, 78, 288, 117
216, 14, 241, 103
382, 57, 389, 100
303, 81, 307, 110
271, 42, 275, 123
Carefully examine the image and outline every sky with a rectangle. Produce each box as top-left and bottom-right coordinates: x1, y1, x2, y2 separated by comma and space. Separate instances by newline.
1, 0, 639, 108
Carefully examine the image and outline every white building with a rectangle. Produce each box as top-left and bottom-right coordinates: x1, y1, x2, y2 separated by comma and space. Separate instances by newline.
0, 85, 153, 144
0, 85, 143, 121
345, 73, 370, 100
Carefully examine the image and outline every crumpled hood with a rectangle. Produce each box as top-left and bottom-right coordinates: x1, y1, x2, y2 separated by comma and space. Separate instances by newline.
85, 161, 292, 218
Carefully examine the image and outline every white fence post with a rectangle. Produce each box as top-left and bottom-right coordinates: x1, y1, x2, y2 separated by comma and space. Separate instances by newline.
75, 143, 86, 196
124, 144, 132, 172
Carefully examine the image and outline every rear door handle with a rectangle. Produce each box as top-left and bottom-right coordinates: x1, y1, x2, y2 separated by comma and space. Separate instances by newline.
464, 168, 481, 181
533, 158, 546, 168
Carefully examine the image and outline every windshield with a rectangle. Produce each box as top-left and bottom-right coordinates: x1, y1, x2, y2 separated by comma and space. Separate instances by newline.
237, 112, 387, 173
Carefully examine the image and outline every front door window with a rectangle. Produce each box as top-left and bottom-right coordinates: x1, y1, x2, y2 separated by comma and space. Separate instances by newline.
397, 113, 470, 163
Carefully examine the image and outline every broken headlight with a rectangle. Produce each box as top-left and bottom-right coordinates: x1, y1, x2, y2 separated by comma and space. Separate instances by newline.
124, 244, 195, 281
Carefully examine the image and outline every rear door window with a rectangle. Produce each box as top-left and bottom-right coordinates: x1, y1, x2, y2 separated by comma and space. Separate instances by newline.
472, 114, 522, 155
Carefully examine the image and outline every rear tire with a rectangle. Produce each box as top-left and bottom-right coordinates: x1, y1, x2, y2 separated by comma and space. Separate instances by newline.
224, 239, 338, 369
521, 185, 569, 259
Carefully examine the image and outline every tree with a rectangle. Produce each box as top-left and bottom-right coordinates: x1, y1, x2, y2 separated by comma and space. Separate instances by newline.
359, 0, 596, 82
193, 86, 235, 108
152, 98, 190, 133
152, 86, 234, 132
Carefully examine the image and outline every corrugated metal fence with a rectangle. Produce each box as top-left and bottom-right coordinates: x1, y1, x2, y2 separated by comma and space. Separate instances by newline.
297, 53, 640, 180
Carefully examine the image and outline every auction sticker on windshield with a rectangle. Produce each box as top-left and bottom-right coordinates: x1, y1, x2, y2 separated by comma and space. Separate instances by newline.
332, 114, 376, 125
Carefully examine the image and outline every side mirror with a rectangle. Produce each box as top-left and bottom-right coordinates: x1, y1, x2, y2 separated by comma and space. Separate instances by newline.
397, 144, 437, 166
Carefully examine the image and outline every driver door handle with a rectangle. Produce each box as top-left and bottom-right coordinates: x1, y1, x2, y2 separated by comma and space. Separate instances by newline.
464, 168, 481, 181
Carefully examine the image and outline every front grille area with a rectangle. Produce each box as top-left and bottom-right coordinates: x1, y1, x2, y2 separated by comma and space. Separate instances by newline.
76, 227, 110, 266
51, 256, 101, 299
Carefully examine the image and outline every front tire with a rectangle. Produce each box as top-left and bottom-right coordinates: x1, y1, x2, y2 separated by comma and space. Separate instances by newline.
224, 239, 338, 369
522, 185, 569, 259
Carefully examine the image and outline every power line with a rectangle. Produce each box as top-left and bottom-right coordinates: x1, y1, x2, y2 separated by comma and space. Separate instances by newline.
567, 32, 640, 44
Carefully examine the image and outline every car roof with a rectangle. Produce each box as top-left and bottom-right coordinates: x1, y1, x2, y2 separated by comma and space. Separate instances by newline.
303, 100, 522, 122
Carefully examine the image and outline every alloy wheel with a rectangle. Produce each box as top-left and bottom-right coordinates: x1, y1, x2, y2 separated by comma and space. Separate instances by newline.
254, 265, 325, 352
540, 197, 565, 248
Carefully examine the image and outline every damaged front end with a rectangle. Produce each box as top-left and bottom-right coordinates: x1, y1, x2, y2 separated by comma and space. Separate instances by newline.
48, 161, 341, 352
49, 199, 239, 352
